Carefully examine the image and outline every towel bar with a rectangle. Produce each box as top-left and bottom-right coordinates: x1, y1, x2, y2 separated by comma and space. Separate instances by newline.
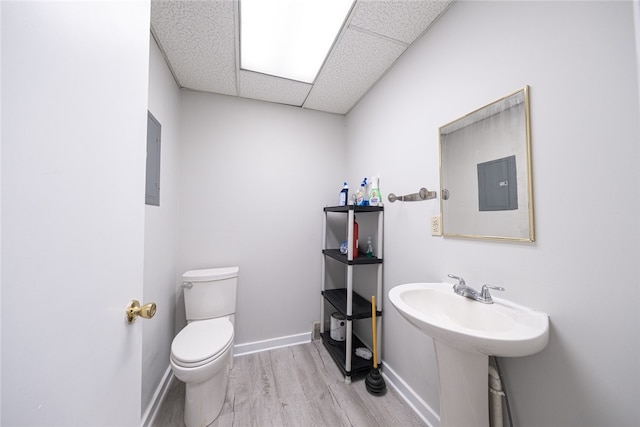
388, 187, 437, 203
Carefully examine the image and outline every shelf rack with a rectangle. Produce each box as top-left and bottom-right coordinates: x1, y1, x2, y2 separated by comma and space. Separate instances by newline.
320, 205, 383, 383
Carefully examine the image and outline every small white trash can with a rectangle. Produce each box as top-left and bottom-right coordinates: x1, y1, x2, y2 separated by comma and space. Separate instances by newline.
330, 312, 346, 341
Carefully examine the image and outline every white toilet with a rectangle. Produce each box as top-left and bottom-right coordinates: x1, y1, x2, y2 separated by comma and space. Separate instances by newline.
170, 267, 238, 427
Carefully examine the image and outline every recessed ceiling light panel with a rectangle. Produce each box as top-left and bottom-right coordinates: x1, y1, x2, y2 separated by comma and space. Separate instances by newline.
240, 0, 354, 84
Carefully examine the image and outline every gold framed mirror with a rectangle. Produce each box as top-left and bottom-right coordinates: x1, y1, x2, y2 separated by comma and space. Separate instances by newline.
439, 86, 534, 241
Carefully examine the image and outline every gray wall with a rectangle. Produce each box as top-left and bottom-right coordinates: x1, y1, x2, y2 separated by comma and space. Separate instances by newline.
347, 1, 640, 426
177, 92, 347, 345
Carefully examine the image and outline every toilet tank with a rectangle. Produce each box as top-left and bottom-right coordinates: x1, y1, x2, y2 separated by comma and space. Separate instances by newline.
182, 267, 238, 321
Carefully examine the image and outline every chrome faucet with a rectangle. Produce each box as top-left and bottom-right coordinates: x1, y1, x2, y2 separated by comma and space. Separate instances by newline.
447, 274, 505, 304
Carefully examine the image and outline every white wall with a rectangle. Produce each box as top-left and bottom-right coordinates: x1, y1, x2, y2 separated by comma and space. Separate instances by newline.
177, 92, 346, 345
142, 37, 181, 417
347, 1, 640, 426
0, 3, 3, 421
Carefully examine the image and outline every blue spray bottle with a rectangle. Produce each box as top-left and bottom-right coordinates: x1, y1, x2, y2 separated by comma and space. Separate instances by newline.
339, 182, 349, 206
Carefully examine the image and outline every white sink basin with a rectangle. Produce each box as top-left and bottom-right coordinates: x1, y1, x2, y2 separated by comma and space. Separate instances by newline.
388, 282, 549, 357
389, 282, 550, 427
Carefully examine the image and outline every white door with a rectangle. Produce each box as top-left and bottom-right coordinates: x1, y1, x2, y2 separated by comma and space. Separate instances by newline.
2, 1, 151, 425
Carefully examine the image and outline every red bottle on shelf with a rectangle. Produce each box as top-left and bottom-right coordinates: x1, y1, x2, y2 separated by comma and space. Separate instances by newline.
353, 216, 359, 258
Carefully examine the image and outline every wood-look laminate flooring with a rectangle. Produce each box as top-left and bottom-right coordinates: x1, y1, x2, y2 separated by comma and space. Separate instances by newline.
153, 340, 428, 427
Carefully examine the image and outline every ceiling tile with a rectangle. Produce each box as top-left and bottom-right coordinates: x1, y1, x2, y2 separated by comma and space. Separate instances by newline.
150, 0, 454, 115
239, 71, 312, 107
350, 0, 453, 44
303, 27, 406, 115
151, 0, 237, 96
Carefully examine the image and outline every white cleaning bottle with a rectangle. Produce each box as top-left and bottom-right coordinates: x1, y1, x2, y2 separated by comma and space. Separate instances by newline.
356, 178, 367, 206
369, 176, 381, 206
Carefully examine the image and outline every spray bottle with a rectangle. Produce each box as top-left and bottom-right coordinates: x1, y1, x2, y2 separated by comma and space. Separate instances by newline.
366, 236, 374, 258
369, 176, 382, 206
356, 178, 367, 206
339, 182, 349, 206
363, 177, 369, 206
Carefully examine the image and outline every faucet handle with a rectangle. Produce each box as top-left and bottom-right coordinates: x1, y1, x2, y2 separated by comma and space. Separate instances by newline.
447, 274, 466, 286
480, 284, 505, 301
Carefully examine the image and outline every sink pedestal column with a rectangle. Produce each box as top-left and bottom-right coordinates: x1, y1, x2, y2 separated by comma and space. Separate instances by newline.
433, 340, 489, 427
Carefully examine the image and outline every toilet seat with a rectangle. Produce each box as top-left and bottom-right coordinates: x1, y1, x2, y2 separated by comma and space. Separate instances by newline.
171, 318, 234, 368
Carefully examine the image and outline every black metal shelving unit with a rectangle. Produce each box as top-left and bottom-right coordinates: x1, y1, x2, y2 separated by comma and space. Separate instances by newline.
320, 331, 373, 378
320, 205, 383, 383
322, 249, 382, 265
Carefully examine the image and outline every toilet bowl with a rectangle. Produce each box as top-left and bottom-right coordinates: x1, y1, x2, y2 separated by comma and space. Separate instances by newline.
170, 317, 233, 427
170, 267, 238, 427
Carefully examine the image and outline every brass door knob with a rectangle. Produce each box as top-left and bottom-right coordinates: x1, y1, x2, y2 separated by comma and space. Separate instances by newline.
126, 300, 157, 323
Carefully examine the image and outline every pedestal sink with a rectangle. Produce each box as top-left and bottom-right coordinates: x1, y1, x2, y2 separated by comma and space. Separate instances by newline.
389, 282, 549, 427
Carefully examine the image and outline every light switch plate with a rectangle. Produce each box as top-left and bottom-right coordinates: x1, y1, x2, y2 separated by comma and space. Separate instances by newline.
431, 216, 442, 236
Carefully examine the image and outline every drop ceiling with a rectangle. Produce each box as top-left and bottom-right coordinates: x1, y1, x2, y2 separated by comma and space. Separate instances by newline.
150, 0, 454, 115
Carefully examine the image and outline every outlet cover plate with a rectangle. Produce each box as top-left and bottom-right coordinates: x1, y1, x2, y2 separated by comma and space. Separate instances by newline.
431, 216, 442, 236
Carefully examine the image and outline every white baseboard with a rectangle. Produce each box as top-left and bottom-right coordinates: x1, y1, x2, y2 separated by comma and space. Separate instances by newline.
141, 366, 174, 427
381, 361, 440, 427
233, 332, 311, 356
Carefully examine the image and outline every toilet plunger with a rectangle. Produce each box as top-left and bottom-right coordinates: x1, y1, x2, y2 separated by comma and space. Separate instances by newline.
365, 295, 386, 395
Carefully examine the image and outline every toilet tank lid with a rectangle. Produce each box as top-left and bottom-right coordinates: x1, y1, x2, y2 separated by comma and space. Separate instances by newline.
182, 267, 239, 282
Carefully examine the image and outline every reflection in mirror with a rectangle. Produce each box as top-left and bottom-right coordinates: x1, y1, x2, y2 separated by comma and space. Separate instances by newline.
439, 86, 534, 241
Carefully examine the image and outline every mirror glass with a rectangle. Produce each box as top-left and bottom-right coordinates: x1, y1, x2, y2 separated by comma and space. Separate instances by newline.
439, 86, 534, 241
